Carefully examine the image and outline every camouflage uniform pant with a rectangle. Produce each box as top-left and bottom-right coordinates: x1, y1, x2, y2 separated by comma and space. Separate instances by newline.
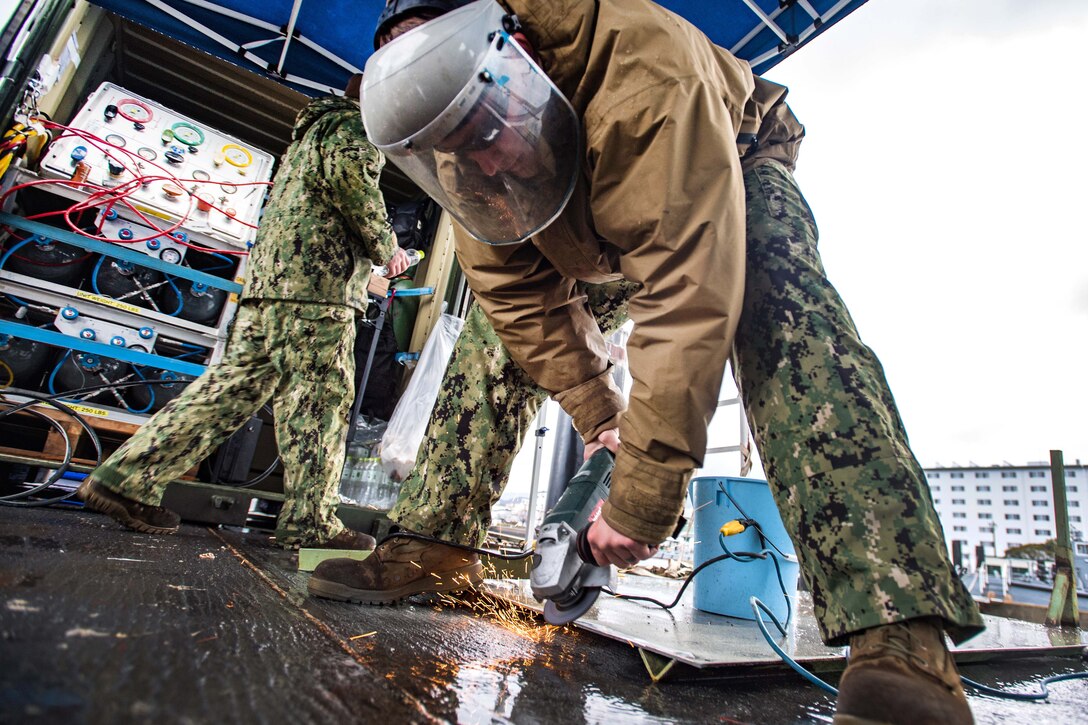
392, 161, 983, 645
87, 299, 357, 547
732, 161, 982, 645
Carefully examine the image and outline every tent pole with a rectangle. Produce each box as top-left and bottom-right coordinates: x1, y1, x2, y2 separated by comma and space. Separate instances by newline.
276, 0, 305, 76
739, 0, 788, 44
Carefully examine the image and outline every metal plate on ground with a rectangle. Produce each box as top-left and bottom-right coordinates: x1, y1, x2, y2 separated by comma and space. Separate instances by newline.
481, 575, 1087, 670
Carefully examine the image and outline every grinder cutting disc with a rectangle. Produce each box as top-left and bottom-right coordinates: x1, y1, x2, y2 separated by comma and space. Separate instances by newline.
543, 586, 601, 625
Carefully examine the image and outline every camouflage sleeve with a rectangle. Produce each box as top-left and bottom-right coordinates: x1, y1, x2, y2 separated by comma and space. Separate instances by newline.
322, 111, 397, 264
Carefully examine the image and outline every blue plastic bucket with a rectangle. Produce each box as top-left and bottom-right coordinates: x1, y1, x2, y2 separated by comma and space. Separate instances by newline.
689, 476, 800, 622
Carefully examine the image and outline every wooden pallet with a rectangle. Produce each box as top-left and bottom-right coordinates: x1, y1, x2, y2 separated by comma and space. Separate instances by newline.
0, 401, 143, 467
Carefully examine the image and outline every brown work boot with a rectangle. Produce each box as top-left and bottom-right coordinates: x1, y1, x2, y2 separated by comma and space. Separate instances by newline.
76, 477, 180, 535
309, 528, 376, 551
307, 535, 483, 604
833, 618, 973, 725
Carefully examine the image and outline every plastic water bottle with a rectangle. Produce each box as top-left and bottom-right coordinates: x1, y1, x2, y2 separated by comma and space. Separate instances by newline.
353, 457, 383, 508
380, 474, 403, 510
373, 467, 393, 510
339, 453, 363, 504
373, 249, 424, 277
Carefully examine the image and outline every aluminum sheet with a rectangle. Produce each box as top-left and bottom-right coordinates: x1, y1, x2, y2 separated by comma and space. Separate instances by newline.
481, 575, 1088, 669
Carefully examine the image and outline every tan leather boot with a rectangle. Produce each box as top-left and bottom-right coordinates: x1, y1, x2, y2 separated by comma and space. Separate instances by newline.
307, 535, 483, 604
293, 528, 376, 551
77, 478, 180, 534
833, 618, 973, 725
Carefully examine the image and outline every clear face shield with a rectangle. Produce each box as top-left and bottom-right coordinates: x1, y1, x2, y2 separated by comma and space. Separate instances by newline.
363, 3, 580, 244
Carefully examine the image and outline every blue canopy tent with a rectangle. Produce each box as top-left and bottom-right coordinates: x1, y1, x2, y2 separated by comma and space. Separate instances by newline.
88, 0, 870, 97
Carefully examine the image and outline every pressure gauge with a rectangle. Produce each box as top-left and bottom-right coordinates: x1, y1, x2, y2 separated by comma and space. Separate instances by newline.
220, 144, 253, 168
171, 122, 205, 147
117, 98, 153, 124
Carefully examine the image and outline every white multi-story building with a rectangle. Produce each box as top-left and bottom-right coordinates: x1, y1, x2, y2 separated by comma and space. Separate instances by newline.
925, 460, 1087, 571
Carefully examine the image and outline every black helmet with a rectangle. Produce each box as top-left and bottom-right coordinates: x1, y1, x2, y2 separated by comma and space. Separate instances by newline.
373, 0, 475, 49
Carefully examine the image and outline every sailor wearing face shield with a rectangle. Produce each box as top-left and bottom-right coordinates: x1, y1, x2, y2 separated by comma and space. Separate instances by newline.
312, 4, 985, 722
363, 2, 580, 244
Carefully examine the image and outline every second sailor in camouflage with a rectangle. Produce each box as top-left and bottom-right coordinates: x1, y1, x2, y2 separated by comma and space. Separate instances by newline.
91, 302, 357, 544
83, 87, 398, 548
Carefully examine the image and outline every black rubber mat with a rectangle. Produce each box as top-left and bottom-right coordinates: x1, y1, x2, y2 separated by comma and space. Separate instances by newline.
2, 505, 1085, 724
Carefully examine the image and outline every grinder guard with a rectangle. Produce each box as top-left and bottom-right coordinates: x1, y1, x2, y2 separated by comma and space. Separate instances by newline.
530, 449, 617, 624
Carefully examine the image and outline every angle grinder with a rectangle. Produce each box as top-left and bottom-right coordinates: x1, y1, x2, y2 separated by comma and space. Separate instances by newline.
530, 448, 617, 625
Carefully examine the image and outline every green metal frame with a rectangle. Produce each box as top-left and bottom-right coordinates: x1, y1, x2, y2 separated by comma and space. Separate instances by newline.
1046, 449, 1081, 627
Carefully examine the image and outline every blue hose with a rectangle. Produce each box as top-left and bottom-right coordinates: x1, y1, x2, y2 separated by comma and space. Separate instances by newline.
0, 237, 33, 271
961, 672, 1088, 701
163, 276, 184, 316
126, 365, 154, 414
751, 596, 839, 695
750, 595, 1088, 701
724, 478, 1088, 703
47, 349, 73, 395
91, 256, 106, 296
198, 250, 234, 271
4, 293, 31, 308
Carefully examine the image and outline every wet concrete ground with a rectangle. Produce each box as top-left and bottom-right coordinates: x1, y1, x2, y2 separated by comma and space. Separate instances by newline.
1, 504, 1086, 724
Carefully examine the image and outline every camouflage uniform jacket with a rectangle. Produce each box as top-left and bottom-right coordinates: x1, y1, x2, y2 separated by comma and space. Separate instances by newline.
242, 95, 396, 313
454, 0, 806, 543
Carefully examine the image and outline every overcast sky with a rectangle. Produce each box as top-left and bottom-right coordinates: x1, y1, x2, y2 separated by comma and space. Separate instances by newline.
759, 0, 1088, 468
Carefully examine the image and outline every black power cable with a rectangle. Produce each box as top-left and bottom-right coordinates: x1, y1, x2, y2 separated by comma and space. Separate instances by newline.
0, 395, 99, 506
0, 379, 281, 505
374, 529, 535, 561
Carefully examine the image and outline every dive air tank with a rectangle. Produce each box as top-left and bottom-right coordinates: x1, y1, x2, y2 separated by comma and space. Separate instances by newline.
3, 235, 90, 286
390, 277, 421, 351
0, 328, 52, 390
93, 257, 163, 309
159, 279, 227, 325
125, 368, 189, 413
52, 351, 128, 404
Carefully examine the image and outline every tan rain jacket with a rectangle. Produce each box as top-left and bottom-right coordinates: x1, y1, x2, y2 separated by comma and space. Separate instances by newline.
455, 0, 806, 544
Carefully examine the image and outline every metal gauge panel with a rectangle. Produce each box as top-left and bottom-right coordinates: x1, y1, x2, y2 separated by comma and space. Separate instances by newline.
38, 82, 274, 248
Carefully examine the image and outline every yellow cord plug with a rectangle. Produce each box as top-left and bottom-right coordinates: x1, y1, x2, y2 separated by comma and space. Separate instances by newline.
720, 519, 748, 537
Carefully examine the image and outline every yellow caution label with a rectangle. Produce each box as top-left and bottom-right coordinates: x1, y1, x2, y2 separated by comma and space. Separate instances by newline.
234, 276, 244, 284
228, 293, 238, 303
68, 404, 111, 418
131, 204, 174, 222
75, 290, 140, 314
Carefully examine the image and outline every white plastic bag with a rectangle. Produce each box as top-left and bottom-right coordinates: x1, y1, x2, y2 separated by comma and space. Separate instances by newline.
380, 313, 465, 480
